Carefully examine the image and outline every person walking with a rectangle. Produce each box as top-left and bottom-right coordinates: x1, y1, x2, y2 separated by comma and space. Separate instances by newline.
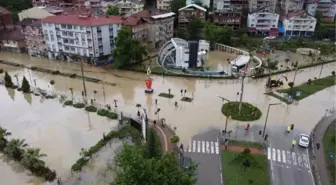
287, 125, 291, 133
292, 138, 296, 147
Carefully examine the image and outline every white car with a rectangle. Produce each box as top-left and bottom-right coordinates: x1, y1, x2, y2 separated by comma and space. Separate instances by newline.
299, 134, 310, 147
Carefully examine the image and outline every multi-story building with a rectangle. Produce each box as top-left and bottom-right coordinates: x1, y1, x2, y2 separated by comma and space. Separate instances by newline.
247, 7, 279, 35
18, 7, 57, 21
123, 11, 149, 41
41, 13, 123, 59
157, 0, 171, 10
213, 7, 242, 29
20, 18, 47, 56
0, 26, 26, 53
178, 4, 206, 27
305, 0, 336, 22
279, 0, 304, 14
215, 0, 248, 11
186, 0, 210, 7
0, 6, 14, 30
282, 10, 317, 37
108, 0, 144, 16
248, 0, 276, 12
32, 0, 60, 7
84, 0, 103, 8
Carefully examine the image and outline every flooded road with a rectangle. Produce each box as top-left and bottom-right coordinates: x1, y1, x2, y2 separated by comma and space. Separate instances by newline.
0, 52, 335, 184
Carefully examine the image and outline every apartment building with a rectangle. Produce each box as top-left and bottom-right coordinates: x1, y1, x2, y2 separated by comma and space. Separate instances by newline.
248, 0, 276, 12
41, 13, 123, 59
213, 6, 242, 29
123, 11, 149, 41
186, 0, 210, 7
20, 18, 47, 56
18, 7, 59, 21
157, 0, 171, 10
108, 0, 144, 16
0, 26, 26, 53
32, 0, 60, 7
279, 0, 304, 14
247, 7, 279, 35
0, 6, 14, 30
215, 0, 248, 11
282, 10, 317, 37
178, 4, 206, 27
305, 0, 336, 22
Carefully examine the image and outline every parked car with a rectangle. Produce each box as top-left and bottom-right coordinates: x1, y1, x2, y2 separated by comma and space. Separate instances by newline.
298, 134, 310, 147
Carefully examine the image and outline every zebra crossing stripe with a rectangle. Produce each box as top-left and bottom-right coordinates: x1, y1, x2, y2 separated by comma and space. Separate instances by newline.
286, 151, 292, 164
202, 141, 205, 153
292, 152, 297, 165
215, 142, 219, 154
282, 150, 286, 163
188, 141, 191, 152
272, 148, 276, 161
267, 148, 271, 160
210, 142, 214, 154
197, 141, 201, 153
192, 140, 196, 153
277, 149, 281, 162
302, 154, 309, 168
206, 141, 210, 153
297, 153, 303, 166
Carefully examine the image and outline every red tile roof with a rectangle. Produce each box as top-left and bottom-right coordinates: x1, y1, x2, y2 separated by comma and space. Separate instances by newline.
41, 14, 123, 26
123, 10, 152, 26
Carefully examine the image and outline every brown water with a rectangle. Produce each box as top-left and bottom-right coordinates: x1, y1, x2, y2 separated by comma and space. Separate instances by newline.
0, 52, 335, 184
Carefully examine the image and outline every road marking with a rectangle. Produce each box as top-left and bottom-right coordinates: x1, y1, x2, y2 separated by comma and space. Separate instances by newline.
206, 141, 210, 154
272, 148, 276, 161
192, 140, 196, 153
297, 153, 303, 166
306, 147, 315, 185
202, 141, 205, 153
302, 154, 309, 168
282, 150, 286, 163
286, 151, 292, 164
277, 149, 281, 162
197, 141, 201, 153
188, 141, 191, 152
267, 147, 271, 160
211, 142, 214, 154
292, 152, 297, 165
215, 142, 219, 154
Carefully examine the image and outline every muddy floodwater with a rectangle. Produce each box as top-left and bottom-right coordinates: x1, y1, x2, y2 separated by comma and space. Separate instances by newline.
0, 52, 335, 184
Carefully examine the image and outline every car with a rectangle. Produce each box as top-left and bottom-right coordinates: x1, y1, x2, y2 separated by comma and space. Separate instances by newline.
299, 134, 310, 147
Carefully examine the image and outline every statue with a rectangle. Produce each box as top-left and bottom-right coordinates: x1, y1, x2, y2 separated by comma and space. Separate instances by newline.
145, 66, 154, 94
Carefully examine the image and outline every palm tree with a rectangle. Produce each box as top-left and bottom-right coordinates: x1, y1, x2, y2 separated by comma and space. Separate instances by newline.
0, 127, 11, 150
21, 148, 47, 171
4, 139, 28, 161
69, 88, 74, 101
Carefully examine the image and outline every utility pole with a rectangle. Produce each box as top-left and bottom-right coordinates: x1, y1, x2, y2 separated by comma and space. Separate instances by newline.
80, 57, 87, 102
293, 64, 298, 84
262, 103, 281, 137
318, 63, 324, 79
238, 72, 246, 115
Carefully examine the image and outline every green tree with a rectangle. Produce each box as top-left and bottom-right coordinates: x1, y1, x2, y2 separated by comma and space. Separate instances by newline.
111, 27, 148, 68
145, 128, 162, 158
188, 17, 204, 40
0, 127, 11, 151
204, 21, 225, 49
106, 5, 119, 15
170, 0, 186, 13
4, 139, 28, 161
176, 27, 190, 40
21, 148, 47, 171
112, 144, 197, 185
218, 26, 233, 45
0, 0, 32, 22
239, 33, 248, 45
4, 71, 13, 87
170, 135, 180, 144
21, 76, 31, 93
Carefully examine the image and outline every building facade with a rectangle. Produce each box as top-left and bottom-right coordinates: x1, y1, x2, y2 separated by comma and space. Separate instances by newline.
20, 18, 47, 56
213, 7, 242, 29
282, 10, 317, 37
279, 0, 304, 15
148, 12, 175, 50
0, 6, 14, 30
18, 7, 56, 21
32, 0, 60, 7
247, 7, 279, 35
0, 27, 26, 53
41, 13, 123, 59
306, 0, 336, 22
248, 0, 277, 12
108, 0, 144, 16
178, 4, 206, 27
156, 0, 171, 10
186, 0, 210, 7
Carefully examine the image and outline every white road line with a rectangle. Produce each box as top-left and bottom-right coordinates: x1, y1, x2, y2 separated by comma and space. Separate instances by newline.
206, 141, 210, 154
272, 148, 276, 161
211, 142, 214, 154
306, 147, 315, 185
286, 151, 292, 164
202, 141, 205, 153
270, 144, 275, 181
277, 149, 281, 162
297, 153, 303, 166
282, 150, 286, 163
188, 141, 191, 152
197, 141, 201, 153
292, 152, 297, 165
302, 154, 309, 168
215, 142, 219, 154
192, 140, 196, 153
268, 148, 271, 160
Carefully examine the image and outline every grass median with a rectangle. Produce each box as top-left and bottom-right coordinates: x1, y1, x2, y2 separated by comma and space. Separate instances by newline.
222, 150, 270, 185
323, 121, 335, 185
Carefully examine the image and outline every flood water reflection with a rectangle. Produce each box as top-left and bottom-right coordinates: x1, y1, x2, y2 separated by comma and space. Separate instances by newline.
0, 52, 335, 184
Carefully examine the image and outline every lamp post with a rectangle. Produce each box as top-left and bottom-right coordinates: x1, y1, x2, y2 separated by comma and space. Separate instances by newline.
217, 95, 231, 133
262, 103, 281, 137
155, 108, 161, 121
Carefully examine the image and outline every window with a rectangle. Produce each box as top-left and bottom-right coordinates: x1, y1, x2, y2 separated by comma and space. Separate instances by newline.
309, 26, 313, 28
273, 20, 276, 22
71, 47, 75, 51
52, 44, 56, 51
251, 24, 254, 26
61, 24, 66, 29
272, 25, 275, 27
67, 25, 72, 29
252, 19, 255, 21
80, 26, 84, 31
65, 46, 69, 50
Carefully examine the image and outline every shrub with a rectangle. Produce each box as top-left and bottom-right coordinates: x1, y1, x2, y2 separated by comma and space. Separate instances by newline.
181, 97, 193, 102
50, 80, 55, 85
107, 112, 118, 119
30, 66, 37, 70
73, 103, 85, 108
51, 70, 60, 75
4, 71, 13, 87
0, 68, 3, 74
288, 82, 294, 88
17, 87, 23, 91
64, 100, 73, 106
332, 71, 335, 76
170, 135, 180, 144
158, 93, 174, 99
69, 74, 77, 78
45, 95, 56, 99
97, 109, 109, 116
221, 102, 262, 121
85, 105, 97, 112
21, 77, 31, 93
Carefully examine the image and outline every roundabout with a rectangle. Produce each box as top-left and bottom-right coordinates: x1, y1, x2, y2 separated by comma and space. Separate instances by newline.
221, 102, 262, 121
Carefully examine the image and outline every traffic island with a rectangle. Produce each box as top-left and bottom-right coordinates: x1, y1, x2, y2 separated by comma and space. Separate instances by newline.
221, 102, 262, 121
181, 97, 193, 102
323, 121, 336, 185
158, 93, 174, 99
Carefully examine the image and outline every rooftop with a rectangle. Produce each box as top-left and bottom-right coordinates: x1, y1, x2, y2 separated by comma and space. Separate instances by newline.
0, 27, 25, 41
123, 10, 174, 26
41, 13, 123, 26
0, 6, 11, 14
19, 18, 42, 27
178, 4, 207, 12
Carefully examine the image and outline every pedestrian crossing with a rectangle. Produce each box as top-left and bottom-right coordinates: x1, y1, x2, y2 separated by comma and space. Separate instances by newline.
186, 140, 220, 154
267, 148, 310, 169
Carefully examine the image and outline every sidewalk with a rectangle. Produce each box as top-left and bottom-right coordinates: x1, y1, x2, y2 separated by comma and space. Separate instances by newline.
148, 119, 176, 153
309, 111, 336, 185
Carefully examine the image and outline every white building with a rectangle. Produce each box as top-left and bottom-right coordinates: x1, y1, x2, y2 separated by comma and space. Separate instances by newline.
157, 0, 172, 10
282, 10, 317, 37
186, 0, 210, 7
248, 0, 277, 12
105, 0, 144, 16
247, 7, 279, 35
305, 0, 336, 22
41, 13, 123, 59
279, 0, 304, 14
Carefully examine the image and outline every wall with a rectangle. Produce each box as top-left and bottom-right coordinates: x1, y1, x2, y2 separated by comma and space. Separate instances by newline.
247, 12, 279, 30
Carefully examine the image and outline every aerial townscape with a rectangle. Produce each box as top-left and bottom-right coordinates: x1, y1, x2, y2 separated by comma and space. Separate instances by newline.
0, 0, 335, 184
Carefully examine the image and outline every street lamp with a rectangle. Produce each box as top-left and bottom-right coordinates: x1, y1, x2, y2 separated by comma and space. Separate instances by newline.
217, 95, 231, 133
262, 103, 281, 137
155, 108, 161, 121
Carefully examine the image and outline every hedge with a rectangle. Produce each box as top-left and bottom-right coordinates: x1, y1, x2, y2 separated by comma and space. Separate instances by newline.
221, 102, 262, 121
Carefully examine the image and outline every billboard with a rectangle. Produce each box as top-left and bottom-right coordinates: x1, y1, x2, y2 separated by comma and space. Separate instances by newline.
188, 40, 199, 68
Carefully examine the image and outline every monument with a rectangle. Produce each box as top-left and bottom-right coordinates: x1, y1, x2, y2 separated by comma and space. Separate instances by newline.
145, 67, 154, 94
